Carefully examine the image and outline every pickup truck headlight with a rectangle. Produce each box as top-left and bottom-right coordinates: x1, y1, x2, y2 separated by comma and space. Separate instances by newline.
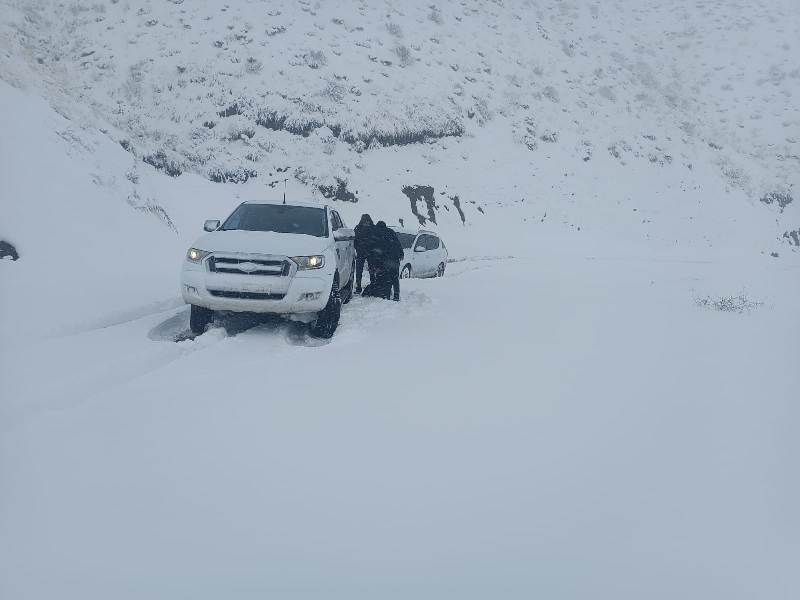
291, 255, 325, 270
186, 248, 211, 263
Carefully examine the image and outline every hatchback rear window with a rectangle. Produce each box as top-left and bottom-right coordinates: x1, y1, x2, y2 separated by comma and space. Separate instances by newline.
395, 233, 416, 249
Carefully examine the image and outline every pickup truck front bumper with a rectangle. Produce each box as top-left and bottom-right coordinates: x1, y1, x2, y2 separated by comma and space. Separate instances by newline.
181, 259, 331, 314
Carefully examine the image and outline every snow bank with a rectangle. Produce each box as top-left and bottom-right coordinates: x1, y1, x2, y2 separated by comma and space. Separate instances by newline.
0, 81, 242, 344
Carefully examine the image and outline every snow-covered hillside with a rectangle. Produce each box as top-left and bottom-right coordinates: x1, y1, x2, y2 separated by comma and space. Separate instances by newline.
2, 0, 798, 253
1, 2, 800, 600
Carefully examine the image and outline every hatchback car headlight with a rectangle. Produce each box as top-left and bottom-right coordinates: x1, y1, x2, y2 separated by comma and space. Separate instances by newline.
291, 255, 325, 270
186, 248, 211, 263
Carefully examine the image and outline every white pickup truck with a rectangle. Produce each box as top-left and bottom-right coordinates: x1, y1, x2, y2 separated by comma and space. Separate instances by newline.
181, 200, 356, 338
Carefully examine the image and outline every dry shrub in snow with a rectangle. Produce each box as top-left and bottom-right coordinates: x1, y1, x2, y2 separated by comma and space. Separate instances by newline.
783, 229, 800, 246
694, 293, 764, 314
220, 115, 255, 141
318, 177, 358, 202
760, 190, 793, 212
395, 45, 413, 67
208, 165, 257, 183
303, 50, 327, 69
386, 22, 403, 37
245, 57, 263, 74
143, 149, 182, 177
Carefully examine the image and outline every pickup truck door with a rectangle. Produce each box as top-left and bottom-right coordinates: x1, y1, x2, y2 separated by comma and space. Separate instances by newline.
330, 210, 353, 283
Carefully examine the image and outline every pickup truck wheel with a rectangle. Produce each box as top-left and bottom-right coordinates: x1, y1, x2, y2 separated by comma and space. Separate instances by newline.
189, 304, 213, 334
341, 260, 355, 305
400, 264, 412, 279
310, 277, 341, 339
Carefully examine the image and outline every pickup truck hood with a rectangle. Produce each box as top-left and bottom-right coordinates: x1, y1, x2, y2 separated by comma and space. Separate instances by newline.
194, 229, 331, 257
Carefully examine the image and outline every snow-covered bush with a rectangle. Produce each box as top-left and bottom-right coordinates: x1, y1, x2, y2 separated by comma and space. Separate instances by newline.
783, 229, 800, 246
219, 115, 255, 141
760, 190, 793, 212
540, 130, 559, 143
244, 57, 263, 74
694, 293, 764, 314
395, 45, 413, 67
143, 149, 182, 177
207, 165, 257, 183
303, 50, 327, 69
386, 22, 403, 37
318, 177, 358, 202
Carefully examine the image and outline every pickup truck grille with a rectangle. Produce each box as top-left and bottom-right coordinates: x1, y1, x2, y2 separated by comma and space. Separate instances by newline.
208, 289, 286, 300
208, 256, 290, 276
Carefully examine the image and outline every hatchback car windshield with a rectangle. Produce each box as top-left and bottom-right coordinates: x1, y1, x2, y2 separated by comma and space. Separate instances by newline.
395, 232, 416, 249
221, 204, 327, 237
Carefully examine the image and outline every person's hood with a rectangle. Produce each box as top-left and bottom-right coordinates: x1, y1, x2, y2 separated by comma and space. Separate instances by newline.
193, 229, 332, 256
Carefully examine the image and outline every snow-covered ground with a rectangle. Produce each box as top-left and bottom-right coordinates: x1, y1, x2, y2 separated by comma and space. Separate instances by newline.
3, 253, 799, 599
1, 1, 800, 598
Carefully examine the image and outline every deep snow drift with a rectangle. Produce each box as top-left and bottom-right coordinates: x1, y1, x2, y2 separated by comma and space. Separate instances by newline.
1, 1, 800, 599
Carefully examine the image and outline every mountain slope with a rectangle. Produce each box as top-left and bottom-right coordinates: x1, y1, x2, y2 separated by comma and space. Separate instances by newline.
2, 0, 798, 253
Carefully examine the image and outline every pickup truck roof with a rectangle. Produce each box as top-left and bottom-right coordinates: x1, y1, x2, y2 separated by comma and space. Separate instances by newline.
242, 199, 327, 209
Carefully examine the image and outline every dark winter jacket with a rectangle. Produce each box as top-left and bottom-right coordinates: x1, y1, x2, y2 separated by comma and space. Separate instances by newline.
373, 222, 404, 265
354, 222, 376, 256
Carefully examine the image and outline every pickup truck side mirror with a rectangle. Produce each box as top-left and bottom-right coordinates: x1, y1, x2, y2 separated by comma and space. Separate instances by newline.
204, 219, 220, 232
414, 245, 426, 252
333, 228, 355, 241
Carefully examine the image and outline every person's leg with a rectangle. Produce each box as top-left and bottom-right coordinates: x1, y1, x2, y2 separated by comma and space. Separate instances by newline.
391, 261, 400, 301
355, 255, 366, 292
377, 264, 391, 299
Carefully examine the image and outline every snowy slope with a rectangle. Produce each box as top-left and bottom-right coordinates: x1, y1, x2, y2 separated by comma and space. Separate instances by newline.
2, 0, 798, 253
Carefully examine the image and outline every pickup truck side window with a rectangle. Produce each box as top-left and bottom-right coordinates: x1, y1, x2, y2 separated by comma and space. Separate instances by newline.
333, 211, 347, 228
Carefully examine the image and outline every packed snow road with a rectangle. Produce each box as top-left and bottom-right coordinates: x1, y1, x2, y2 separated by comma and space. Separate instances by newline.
2, 255, 798, 600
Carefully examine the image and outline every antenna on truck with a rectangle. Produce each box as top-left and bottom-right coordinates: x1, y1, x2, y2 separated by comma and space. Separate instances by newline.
282, 178, 288, 204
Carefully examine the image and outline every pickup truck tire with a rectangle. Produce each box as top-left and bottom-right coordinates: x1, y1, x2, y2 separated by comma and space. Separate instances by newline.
341, 259, 355, 305
310, 276, 341, 339
189, 304, 213, 334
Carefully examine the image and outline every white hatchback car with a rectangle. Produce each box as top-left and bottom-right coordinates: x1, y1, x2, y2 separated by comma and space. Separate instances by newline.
389, 227, 449, 279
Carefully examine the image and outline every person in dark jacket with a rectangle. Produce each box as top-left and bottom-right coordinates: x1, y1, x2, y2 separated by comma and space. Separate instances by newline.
372, 221, 403, 301
353, 214, 376, 294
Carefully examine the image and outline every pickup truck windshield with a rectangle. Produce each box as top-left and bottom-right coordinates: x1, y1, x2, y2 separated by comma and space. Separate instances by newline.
221, 204, 328, 237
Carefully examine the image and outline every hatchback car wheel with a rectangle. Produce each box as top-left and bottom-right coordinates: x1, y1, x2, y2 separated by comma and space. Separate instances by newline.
400, 264, 412, 279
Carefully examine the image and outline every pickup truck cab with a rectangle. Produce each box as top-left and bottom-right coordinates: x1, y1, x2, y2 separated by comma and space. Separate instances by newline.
181, 200, 355, 338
